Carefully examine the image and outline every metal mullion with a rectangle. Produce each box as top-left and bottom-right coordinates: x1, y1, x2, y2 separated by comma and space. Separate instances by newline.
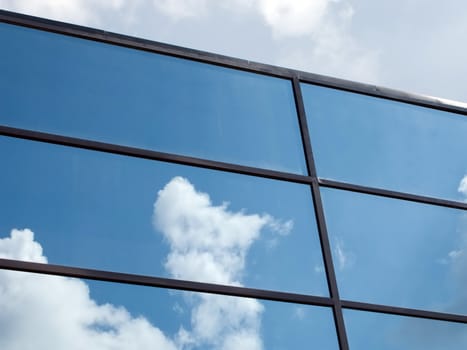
0, 125, 311, 184
319, 178, 467, 211
341, 300, 467, 324
292, 77, 349, 350
0, 258, 332, 307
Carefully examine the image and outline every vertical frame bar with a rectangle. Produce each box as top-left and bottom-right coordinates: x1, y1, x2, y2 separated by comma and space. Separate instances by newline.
292, 77, 350, 350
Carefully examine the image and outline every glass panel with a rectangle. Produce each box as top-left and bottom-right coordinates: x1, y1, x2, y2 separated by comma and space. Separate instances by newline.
345, 309, 467, 350
0, 136, 326, 296
0, 269, 339, 349
301, 83, 467, 201
0, 22, 306, 174
322, 188, 467, 313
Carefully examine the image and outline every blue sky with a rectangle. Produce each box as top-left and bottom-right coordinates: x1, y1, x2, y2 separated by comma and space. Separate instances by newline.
1, 2, 467, 349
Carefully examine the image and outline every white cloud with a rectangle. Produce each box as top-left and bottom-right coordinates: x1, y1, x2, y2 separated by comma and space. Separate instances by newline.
0, 230, 261, 350
256, 0, 329, 37
0, 229, 178, 350
0, 176, 291, 350
152, 0, 208, 20
0, 228, 46, 263
276, 1, 381, 83
0, 0, 93, 24
154, 176, 291, 285
147, 0, 380, 82
0, 0, 125, 25
179, 293, 263, 350
150, 0, 332, 37
154, 176, 294, 350
458, 175, 467, 200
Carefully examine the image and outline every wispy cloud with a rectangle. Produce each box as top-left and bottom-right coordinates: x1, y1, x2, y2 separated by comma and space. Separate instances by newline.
438, 249, 464, 265
293, 306, 306, 320
458, 175, 467, 201
148, 0, 380, 82
256, 0, 330, 37
334, 237, 355, 271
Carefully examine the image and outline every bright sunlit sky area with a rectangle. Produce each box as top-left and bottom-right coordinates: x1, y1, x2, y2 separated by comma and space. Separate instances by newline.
0, 0, 466, 104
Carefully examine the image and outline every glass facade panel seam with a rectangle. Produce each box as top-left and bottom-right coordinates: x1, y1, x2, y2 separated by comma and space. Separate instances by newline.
292, 78, 350, 350
1, 9, 467, 350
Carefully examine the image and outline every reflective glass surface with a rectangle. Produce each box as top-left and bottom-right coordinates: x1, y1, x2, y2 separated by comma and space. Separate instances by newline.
322, 188, 467, 313
0, 270, 338, 349
0, 22, 306, 174
345, 309, 467, 350
0, 136, 327, 295
301, 83, 467, 201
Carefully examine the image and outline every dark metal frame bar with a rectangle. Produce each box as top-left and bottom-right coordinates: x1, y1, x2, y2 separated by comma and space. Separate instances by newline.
0, 125, 310, 184
2, 125, 465, 212
292, 78, 350, 349
1, 9, 467, 350
341, 300, 467, 324
2, 256, 466, 325
0, 126, 467, 210
0, 258, 331, 307
319, 179, 467, 211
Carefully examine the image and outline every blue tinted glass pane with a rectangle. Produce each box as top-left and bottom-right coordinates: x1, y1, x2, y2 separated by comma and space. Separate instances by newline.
0, 136, 326, 296
0, 22, 306, 174
345, 309, 467, 350
0, 270, 338, 349
322, 188, 467, 313
301, 83, 467, 201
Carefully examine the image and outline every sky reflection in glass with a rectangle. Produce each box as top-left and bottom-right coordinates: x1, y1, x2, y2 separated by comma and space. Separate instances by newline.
0, 269, 338, 350
0, 136, 327, 296
345, 309, 467, 350
0, 22, 306, 174
301, 83, 467, 201
322, 188, 467, 313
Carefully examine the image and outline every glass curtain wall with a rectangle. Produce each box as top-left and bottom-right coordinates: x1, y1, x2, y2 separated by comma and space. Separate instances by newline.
0, 10, 466, 350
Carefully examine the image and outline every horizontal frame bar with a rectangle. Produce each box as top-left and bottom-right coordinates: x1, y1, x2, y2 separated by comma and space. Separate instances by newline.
0, 125, 310, 184
1, 257, 466, 325
342, 300, 467, 324
2, 125, 466, 212
319, 178, 467, 211
0, 9, 466, 116
0, 258, 331, 307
